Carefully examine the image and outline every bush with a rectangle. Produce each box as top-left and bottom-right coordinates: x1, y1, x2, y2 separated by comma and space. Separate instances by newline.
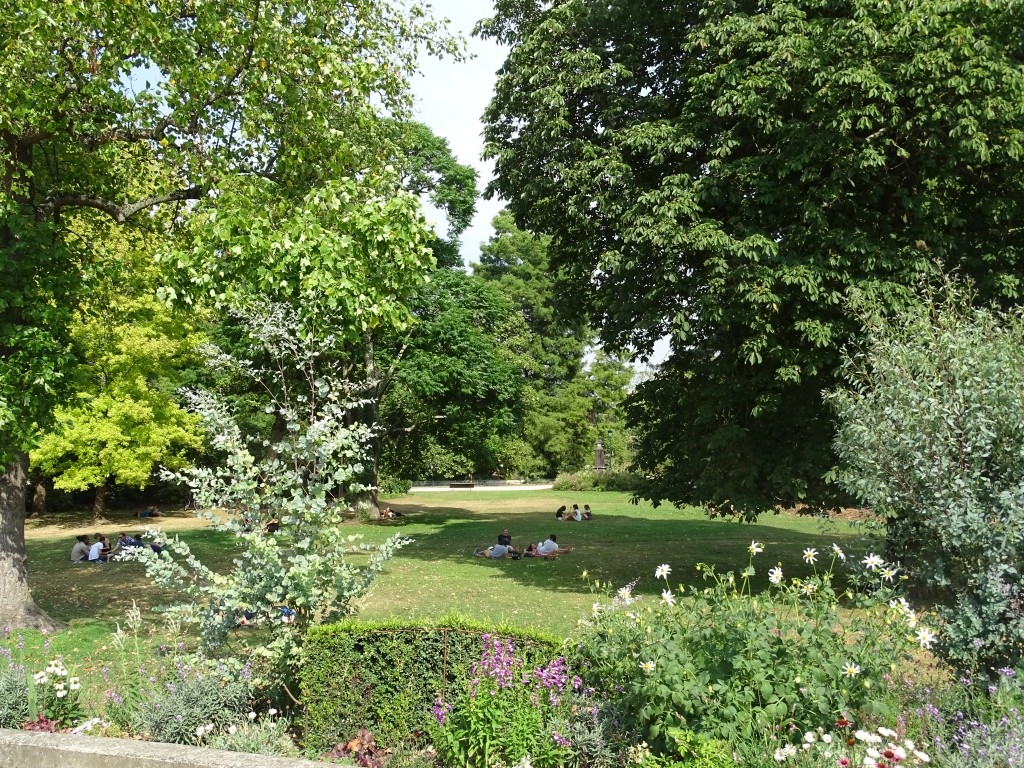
301, 615, 560, 753
553, 470, 643, 493
377, 474, 412, 497
0, 664, 29, 729
572, 544, 925, 760
135, 672, 251, 744
552, 471, 596, 491
206, 712, 300, 757
830, 280, 1024, 674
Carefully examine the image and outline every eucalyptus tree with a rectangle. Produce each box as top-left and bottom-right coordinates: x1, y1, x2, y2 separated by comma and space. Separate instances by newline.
480, 0, 1024, 516
0, 0, 454, 628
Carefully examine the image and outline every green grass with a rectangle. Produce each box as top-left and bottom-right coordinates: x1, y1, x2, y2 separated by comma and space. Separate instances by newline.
10, 490, 879, 706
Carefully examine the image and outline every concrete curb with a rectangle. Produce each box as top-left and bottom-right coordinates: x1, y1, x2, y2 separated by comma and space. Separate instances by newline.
0, 729, 325, 768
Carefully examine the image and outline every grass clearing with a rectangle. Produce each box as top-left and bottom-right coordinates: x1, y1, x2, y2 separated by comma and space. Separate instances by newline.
22, 490, 877, 642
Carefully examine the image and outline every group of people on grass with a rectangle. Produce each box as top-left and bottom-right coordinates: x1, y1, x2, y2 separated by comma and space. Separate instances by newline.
475, 528, 573, 560
555, 503, 593, 522
70, 531, 163, 564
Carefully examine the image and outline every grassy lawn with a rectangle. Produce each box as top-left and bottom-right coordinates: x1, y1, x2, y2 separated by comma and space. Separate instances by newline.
11, 490, 879, 712
21, 490, 877, 645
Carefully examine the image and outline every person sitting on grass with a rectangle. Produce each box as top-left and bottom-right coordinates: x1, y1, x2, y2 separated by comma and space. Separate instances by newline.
583, 504, 593, 520
137, 505, 162, 518
555, 505, 566, 520
70, 534, 90, 564
536, 534, 571, 557
88, 534, 111, 563
570, 503, 582, 521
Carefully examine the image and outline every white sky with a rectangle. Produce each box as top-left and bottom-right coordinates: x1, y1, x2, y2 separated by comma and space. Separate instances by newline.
410, 0, 508, 268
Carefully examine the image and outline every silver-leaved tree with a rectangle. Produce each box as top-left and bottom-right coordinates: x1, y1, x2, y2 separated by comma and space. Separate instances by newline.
124, 301, 408, 681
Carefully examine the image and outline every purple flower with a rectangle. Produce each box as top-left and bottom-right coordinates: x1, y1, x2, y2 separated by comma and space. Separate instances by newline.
998, 667, 1017, 678
432, 700, 451, 725
551, 731, 571, 748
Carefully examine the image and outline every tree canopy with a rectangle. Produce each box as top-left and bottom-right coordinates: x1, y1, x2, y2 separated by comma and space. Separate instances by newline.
0, 0, 454, 628
481, 0, 1024, 514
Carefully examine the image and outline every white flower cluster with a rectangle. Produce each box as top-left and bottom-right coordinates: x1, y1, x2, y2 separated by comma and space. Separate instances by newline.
774, 726, 929, 765
34, 659, 78, 698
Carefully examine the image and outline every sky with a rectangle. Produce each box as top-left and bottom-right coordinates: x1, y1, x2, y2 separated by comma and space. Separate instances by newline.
409, 0, 508, 269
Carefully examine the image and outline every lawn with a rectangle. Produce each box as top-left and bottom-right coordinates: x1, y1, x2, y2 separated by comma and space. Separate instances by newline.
10, 490, 881, 719
21, 490, 877, 644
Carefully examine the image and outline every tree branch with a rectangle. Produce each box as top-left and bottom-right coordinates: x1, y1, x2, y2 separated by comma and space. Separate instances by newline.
39, 185, 204, 223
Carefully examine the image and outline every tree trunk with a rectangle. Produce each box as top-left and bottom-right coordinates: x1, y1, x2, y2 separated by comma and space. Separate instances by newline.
0, 454, 63, 631
31, 481, 46, 516
92, 480, 109, 520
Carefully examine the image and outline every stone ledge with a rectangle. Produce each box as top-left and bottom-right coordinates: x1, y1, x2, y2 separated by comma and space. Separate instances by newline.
0, 729, 327, 768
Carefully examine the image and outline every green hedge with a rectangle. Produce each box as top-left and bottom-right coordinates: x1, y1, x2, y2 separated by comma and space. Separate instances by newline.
301, 614, 561, 752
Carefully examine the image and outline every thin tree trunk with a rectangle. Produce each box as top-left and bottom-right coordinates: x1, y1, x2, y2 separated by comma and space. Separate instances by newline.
0, 454, 63, 631
30, 481, 46, 517
92, 480, 109, 520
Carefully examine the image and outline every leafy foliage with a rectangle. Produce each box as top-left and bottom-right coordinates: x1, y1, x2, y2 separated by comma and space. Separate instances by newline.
0, 664, 29, 729
481, 0, 1024, 515
378, 269, 530, 479
830, 281, 1024, 673
30, 282, 204, 505
573, 546, 922, 759
123, 301, 408, 679
301, 616, 559, 753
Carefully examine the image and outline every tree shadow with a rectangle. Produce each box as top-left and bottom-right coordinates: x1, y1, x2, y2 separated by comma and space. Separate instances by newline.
376, 501, 879, 598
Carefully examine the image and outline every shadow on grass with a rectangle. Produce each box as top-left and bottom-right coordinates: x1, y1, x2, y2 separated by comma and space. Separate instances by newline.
360, 501, 879, 599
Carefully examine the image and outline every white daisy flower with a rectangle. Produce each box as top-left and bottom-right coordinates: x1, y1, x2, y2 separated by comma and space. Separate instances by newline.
660, 590, 676, 607
748, 541, 764, 556
802, 548, 818, 564
655, 564, 671, 579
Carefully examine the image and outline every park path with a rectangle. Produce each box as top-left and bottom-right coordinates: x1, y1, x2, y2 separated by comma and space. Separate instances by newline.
407, 484, 553, 492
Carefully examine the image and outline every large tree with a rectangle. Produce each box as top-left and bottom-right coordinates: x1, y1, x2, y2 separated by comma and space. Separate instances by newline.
480, 0, 1024, 515
0, 0, 452, 628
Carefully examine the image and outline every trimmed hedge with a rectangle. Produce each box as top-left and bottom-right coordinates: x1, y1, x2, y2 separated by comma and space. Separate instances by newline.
301, 614, 561, 753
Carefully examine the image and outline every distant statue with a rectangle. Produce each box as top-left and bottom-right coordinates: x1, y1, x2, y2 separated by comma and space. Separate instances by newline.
595, 439, 606, 471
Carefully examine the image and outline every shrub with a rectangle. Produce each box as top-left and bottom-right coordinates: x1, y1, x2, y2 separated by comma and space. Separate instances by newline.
206, 711, 300, 757
553, 470, 643, 493
830, 280, 1024, 674
572, 544, 927, 760
552, 471, 596, 492
301, 615, 560, 753
429, 636, 576, 768
135, 672, 251, 744
377, 474, 412, 497
0, 664, 29, 729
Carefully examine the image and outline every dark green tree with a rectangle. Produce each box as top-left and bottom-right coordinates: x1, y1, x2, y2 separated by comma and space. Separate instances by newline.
378, 269, 530, 480
481, 0, 1024, 515
395, 121, 479, 269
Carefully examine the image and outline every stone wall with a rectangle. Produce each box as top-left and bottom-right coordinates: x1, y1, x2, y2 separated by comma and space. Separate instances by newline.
0, 729, 323, 768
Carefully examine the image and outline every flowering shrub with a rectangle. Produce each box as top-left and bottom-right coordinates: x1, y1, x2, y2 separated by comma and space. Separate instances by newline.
430, 635, 579, 768
133, 669, 251, 744
30, 658, 85, 728
771, 724, 931, 767
573, 545, 932, 759
206, 709, 300, 756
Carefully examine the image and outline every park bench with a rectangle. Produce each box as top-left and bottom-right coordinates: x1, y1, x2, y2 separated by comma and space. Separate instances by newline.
448, 481, 475, 489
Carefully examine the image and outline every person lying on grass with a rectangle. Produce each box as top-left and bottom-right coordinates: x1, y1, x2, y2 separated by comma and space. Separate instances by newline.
533, 534, 572, 557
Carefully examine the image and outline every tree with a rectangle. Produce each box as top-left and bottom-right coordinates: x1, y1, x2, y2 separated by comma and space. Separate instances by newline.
480, 0, 1024, 515
126, 301, 407, 682
378, 269, 529, 481
30, 291, 204, 519
395, 120, 479, 269
0, 0, 453, 629
829, 281, 1024, 674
